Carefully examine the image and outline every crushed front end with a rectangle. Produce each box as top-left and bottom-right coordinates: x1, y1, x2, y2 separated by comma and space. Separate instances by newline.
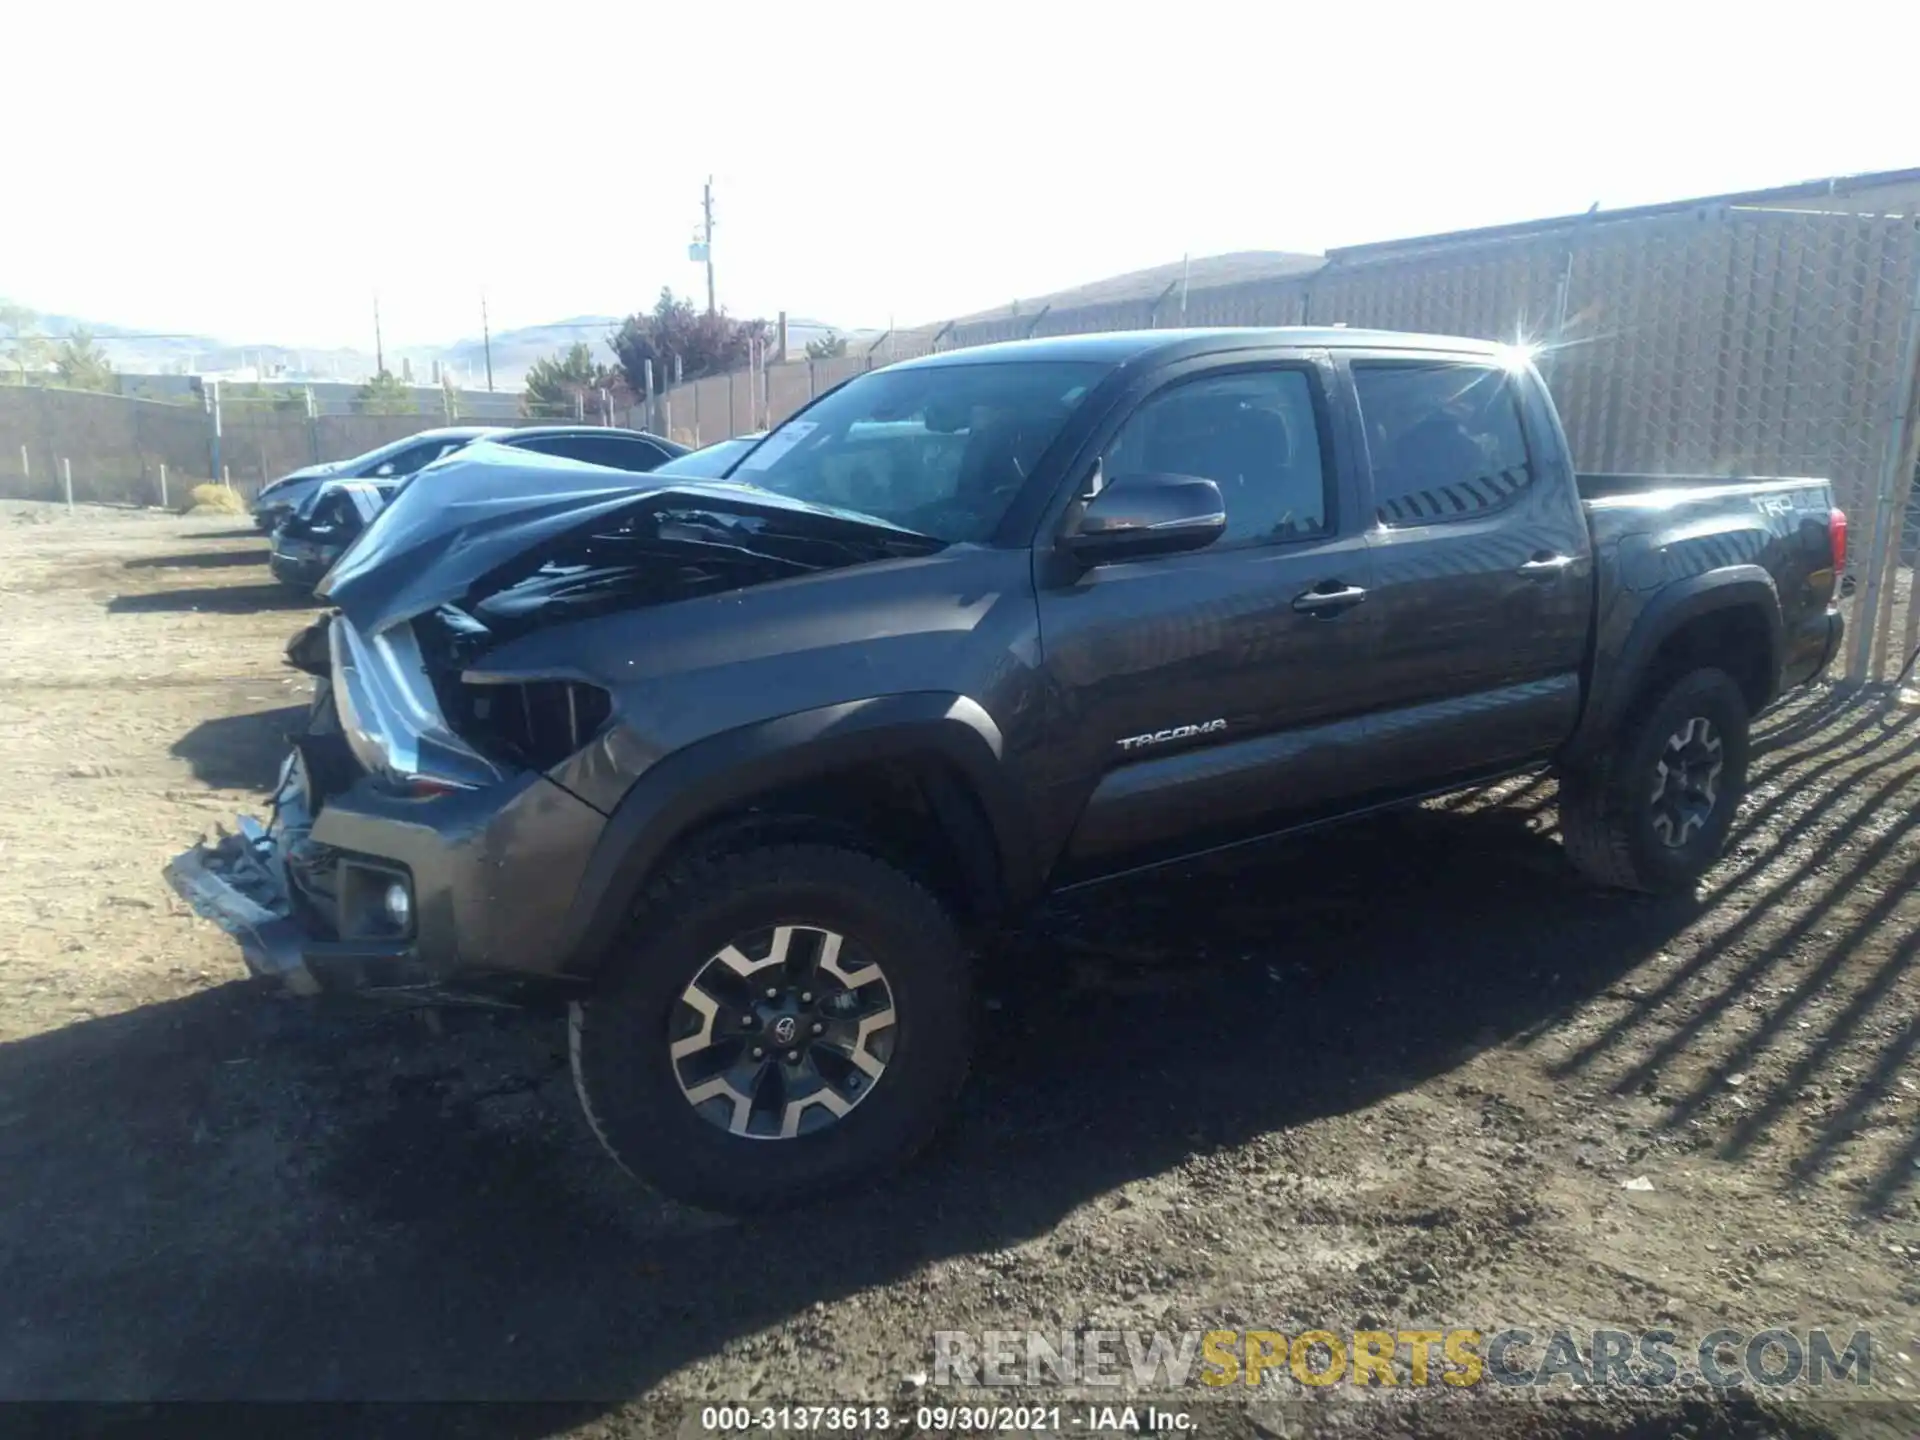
168, 451, 944, 999
164, 613, 611, 1000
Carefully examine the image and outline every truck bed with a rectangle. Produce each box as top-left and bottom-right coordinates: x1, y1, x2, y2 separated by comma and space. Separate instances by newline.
1576, 471, 1827, 502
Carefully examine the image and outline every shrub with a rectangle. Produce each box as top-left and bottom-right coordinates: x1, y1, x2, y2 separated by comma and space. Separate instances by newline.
185, 483, 244, 515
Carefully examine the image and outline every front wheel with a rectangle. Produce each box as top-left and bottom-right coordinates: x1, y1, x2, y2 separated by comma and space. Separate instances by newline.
1559, 666, 1751, 893
570, 843, 972, 1214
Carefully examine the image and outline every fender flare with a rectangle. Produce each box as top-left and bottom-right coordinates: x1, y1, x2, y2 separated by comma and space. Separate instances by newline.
555, 692, 1037, 977
1567, 566, 1783, 761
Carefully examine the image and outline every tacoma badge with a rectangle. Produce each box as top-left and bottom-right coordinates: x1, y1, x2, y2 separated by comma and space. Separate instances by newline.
1117, 719, 1227, 752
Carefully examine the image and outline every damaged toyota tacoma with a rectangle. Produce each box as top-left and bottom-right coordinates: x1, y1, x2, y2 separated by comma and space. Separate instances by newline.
167, 329, 1847, 1213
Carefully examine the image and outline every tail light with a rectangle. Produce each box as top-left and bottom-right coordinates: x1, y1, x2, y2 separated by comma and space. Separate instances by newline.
1830, 507, 1848, 576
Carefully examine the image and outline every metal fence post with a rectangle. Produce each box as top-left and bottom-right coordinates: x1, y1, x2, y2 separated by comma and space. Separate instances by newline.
1847, 250, 1920, 683
159, 462, 167, 510
207, 381, 223, 495
18, 444, 26, 491
1870, 377, 1920, 677
61, 457, 73, 514
692, 381, 701, 446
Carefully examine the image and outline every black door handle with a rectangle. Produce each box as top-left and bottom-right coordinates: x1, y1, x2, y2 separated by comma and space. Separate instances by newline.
1291, 583, 1368, 616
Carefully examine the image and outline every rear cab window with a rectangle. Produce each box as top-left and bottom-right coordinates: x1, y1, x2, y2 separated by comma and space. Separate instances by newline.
1351, 361, 1534, 526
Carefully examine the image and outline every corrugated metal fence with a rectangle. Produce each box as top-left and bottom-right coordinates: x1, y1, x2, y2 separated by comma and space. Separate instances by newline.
646, 206, 1920, 681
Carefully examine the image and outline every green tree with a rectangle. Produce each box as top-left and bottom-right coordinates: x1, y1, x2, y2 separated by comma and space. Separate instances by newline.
0, 301, 51, 383
355, 369, 416, 415
53, 329, 115, 390
804, 331, 848, 360
523, 341, 623, 417
609, 288, 770, 395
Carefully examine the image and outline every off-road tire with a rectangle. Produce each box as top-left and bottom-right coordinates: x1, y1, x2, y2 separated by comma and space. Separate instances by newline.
1559, 666, 1751, 893
570, 842, 971, 1214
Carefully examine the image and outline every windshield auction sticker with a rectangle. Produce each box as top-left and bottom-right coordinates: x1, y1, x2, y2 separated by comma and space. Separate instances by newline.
736, 421, 817, 471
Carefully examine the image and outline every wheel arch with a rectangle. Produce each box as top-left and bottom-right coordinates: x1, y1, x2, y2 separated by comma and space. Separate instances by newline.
556, 693, 1038, 979
1568, 567, 1781, 763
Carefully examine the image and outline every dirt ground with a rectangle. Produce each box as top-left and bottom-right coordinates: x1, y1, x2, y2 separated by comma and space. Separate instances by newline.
3, 505, 1919, 1439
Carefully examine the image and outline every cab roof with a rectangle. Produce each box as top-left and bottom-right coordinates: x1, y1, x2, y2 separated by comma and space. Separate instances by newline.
888, 327, 1509, 369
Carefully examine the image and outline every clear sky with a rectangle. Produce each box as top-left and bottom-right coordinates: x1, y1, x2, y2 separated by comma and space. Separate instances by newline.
7, 0, 1917, 350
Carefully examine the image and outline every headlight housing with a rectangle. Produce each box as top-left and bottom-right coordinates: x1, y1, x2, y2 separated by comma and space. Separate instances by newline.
328, 616, 505, 794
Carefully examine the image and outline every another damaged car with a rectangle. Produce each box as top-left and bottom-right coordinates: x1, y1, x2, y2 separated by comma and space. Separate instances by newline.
268, 477, 396, 592
266, 427, 694, 595
168, 329, 1845, 1215
252, 426, 502, 533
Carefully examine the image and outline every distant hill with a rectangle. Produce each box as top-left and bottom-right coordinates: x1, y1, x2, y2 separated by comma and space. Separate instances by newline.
6, 309, 868, 392
10, 313, 375, 383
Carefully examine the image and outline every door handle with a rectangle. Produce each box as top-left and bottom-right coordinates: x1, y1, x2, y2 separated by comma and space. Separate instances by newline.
1291, 583, 1369, 616
1518, 553, 1576, 580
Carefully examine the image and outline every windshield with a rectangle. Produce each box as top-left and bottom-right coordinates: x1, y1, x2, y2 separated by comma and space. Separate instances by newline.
730, 361, 1108, 542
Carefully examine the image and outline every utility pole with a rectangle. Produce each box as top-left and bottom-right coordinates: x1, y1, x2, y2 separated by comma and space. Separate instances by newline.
481, 291, 495, 392
702, 176, 716, 316
373, 293, 385, 377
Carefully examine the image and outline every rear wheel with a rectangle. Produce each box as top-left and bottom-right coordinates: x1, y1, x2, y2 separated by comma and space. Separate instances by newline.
1559, 666, 1751, 893
570, 842, 971, 1213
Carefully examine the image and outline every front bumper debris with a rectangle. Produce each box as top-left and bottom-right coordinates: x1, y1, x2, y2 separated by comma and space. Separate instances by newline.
166, 715, 609, 998
165, 754, 320, 994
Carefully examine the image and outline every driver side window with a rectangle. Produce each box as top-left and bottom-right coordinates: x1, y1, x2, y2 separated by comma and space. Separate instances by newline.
1104, 369, 1329, 545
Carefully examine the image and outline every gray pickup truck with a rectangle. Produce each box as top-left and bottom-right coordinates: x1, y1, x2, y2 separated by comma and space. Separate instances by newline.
169, 328, 1846, 1213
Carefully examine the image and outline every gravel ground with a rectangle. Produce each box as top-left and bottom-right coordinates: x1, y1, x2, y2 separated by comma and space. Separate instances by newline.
1, 507, 1918, 1439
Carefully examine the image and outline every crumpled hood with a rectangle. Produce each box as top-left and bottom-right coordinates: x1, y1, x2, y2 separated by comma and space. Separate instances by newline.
317, 440, 941, 634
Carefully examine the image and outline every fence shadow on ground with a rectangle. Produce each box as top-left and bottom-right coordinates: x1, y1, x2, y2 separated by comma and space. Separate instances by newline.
106, 583, 318, 616
123, 549, 266, 572
1543, 688, 1920, 1216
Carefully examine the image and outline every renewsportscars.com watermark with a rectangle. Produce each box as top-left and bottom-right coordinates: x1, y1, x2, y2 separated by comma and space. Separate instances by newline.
932, 1326, 1878, 1394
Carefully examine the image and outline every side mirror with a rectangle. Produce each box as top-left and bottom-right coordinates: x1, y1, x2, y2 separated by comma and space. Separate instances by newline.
1060, 471, 1225, 564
